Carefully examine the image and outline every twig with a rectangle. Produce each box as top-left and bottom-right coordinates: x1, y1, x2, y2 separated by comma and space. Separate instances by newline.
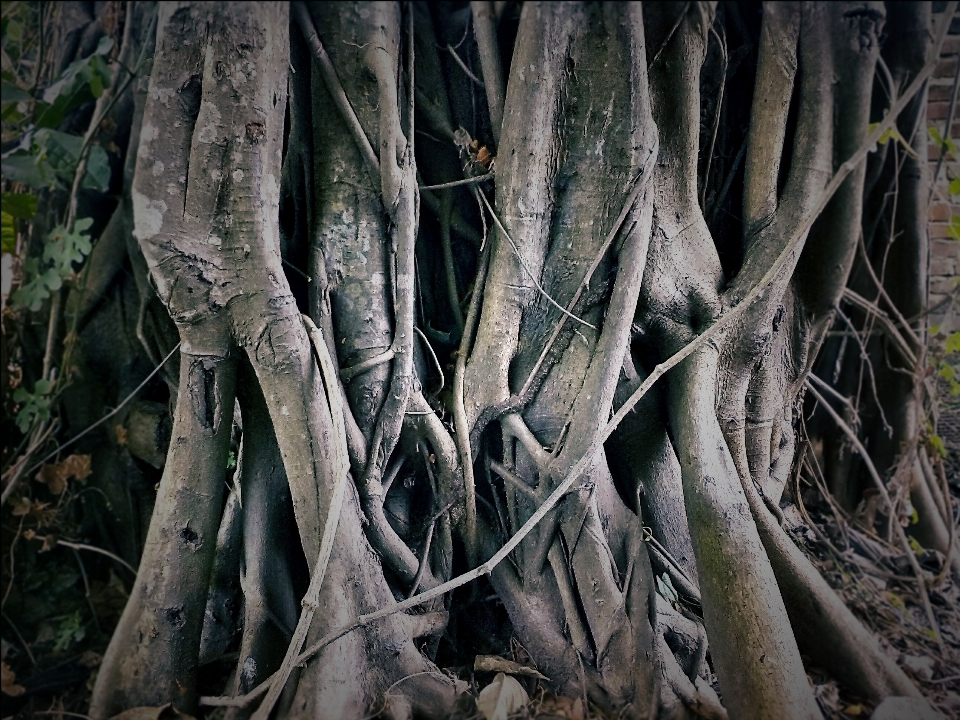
471, 0, 505, 144
453, 241, 491, 569
447, 43, 485, 88
407, 519, 435, 598
833, 302, 893, 438
477, 190, 596, 330
649, 2, 693, 67
419, 172, 493, 190
251, 316, 353, 720
414, 325, 444, 395
808, 373, 861, 430
340, 348, 395, 382
282, 257, 312, 283
928, 35, 960, 203
700, 24, 727, 212
294, 2, 380, 181
806, 381, 942, 648
57, 539, 136, 576
842, 287, 917, 366
517, 150, 657, 399
1, 342, 181, 507
855, 231, 920, 350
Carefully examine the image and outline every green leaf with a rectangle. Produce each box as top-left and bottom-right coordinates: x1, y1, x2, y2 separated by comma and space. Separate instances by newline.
949, 215, 960, 242
946, 332, 960, 354
1, 150, 48, 188
81, 144, 111, 191
928, 434, 947, 459
93, 36, 115, 56
949, 177, 960, 196
939, 362, 955, 381
2, 191, 37, 218
928, 126, 957, 159
52, 610, 85, 653
12, 379, 53, 432
0, 80, 32, 103
1, 211, 14, 253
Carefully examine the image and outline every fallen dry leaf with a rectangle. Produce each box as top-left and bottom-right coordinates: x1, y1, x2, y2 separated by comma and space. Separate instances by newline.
475, 654, 549, 681
477, 672, 528, 720
1, 661, 25, 697
35, 454, 92, 494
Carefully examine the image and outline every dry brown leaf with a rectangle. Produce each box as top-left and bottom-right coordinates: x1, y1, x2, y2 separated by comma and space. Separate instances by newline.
1, 661, 25, 696
35, 454, 92, 494
60, 454, 92, 482
36, 463, 67, 494
474, 654, 549, 681
10, 496, 31, 516
115, 424, 128, 446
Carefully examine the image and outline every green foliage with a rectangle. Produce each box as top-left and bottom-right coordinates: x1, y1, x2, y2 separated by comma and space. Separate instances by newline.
2, 190, 37, 217
868, 122, 917, 157
2, 128, 111, 191
52, 609, 86, 653
10, 217, 94, 311
12, 377, 52, 433
1, 210, 14, 252
928, 125, 957, 159
950, 177, 960, 196
948, 214, 960, 242
36, 36, 114, 126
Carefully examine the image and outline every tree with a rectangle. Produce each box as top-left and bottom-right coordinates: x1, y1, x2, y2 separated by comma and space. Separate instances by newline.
1, 2, 957, 719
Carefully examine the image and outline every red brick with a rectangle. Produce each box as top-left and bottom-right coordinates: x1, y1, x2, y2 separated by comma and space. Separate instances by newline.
930, 85, 956, 101
935, 57, 958, 79
942, 36, 960, 56
931, 223, 959, 239
930, 144, 947, 161
930, 203, 956, 221
931, 239, 960, 264
930, 101, 953, 120
931, 276, 959, 294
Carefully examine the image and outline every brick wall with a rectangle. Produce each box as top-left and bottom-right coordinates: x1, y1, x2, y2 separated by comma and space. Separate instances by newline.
928, 5, 960, 332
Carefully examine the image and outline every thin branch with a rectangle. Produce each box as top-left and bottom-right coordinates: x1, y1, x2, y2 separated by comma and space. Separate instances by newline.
700, 24, 727, 212
340, 348, 396, 382
649, 2, 693, 68
842, 287, 917, 366
252, 316, 352, 720
293, 2, 380, 181
414, 325, 444, 395
471, 0, 506, 144
57, 539, 136, 576
929, 38, 960, 202
447, 43, 485, 88
806, 381, 942, 647
419, 172, 493, 191
477, 189, 596, 330
518, 148, 657, 399
453, 240, 491, 568
2, 342, 181, 507
855, 231, 920, 349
